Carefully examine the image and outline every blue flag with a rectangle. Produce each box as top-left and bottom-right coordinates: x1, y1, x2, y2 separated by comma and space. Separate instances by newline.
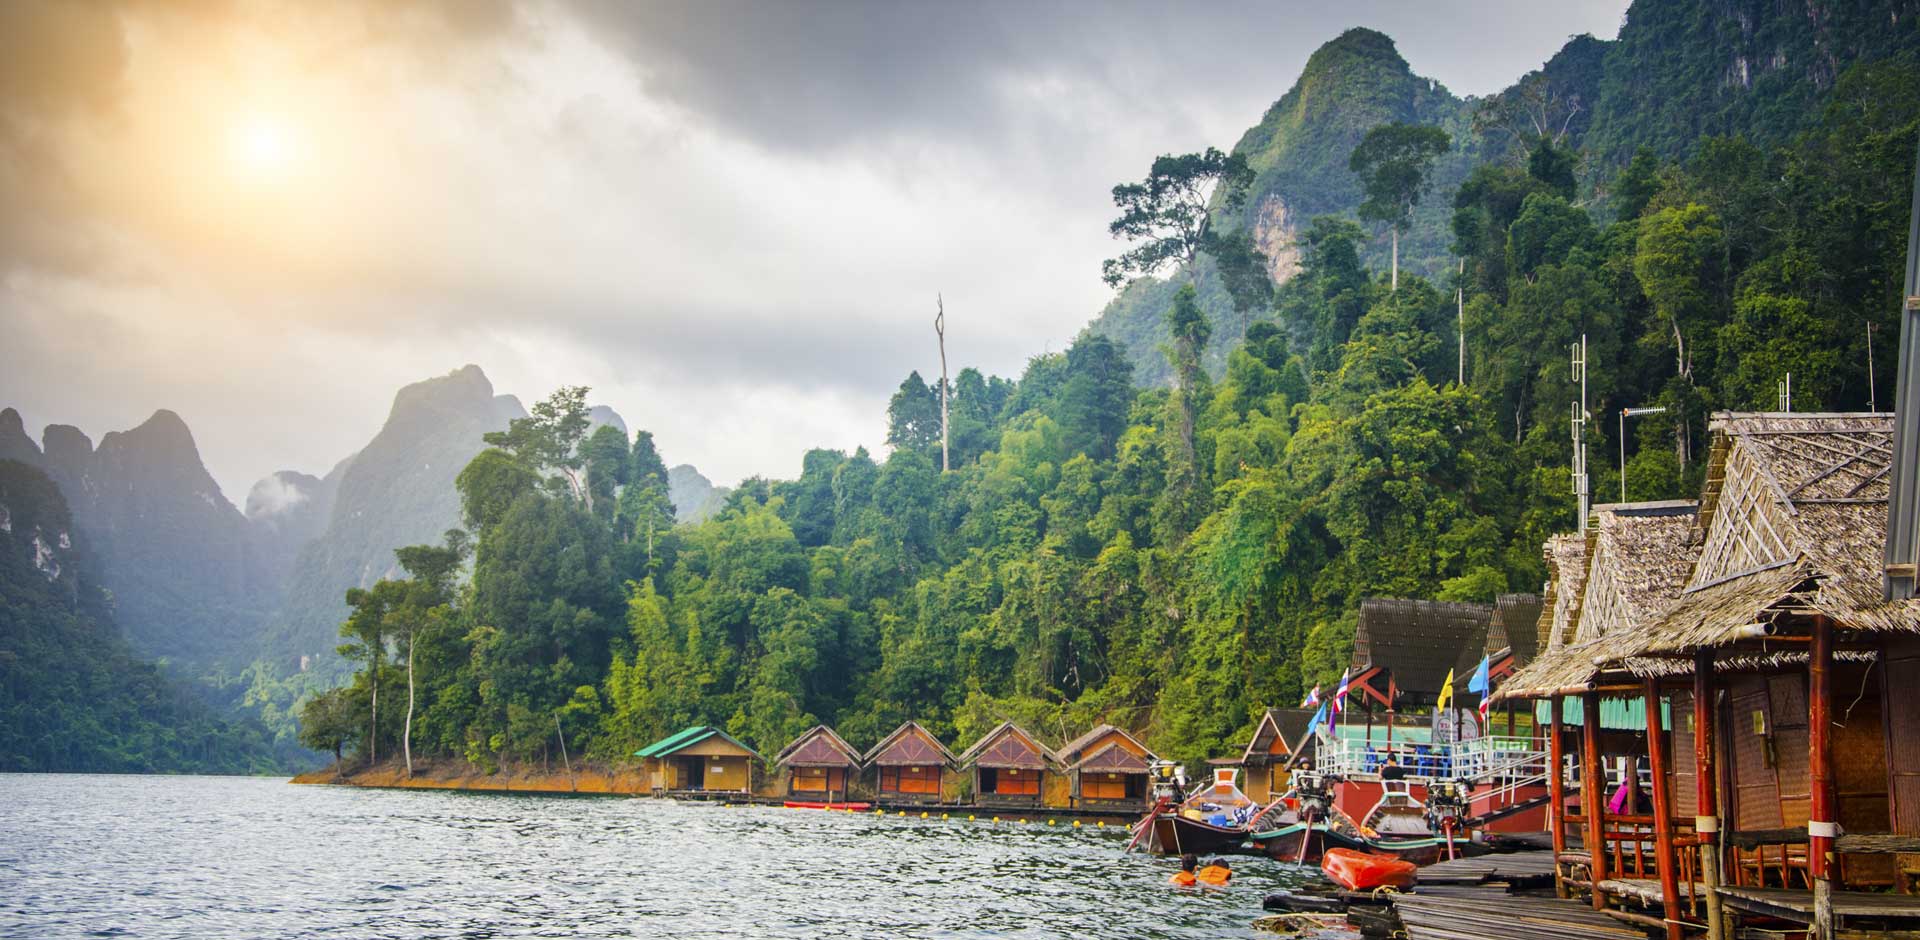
1467, 655, 1491, 694
1306, 702, 1328, 736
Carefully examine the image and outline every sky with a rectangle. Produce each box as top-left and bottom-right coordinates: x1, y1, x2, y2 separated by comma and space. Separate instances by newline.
0, 0, 1630, 503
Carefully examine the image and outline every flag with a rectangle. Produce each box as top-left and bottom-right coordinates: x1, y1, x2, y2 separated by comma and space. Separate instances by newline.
1307, 702, 1328, 737
1332, 669, 1351, 714
1436, 668, 1455, 710
1301, 684, 1321, 708
1479, 693, 1492, 726
1467, 655, 1491, 695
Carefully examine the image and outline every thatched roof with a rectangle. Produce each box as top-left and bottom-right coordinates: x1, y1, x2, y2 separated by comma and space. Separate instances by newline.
1496, 501, 1697, 700
1352, 598, 1494, 698
773, 725, 864, 768
1611, 413, 1918, 658
1487, 593, 1544, 665
1540, 533, 1589, 653
1241, 707, 1316, 764
1503, 413, 1920, 698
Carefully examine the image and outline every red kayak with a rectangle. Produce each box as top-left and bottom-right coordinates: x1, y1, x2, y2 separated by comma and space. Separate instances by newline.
1321, 848, 1416, 891
783, 800, 873, 811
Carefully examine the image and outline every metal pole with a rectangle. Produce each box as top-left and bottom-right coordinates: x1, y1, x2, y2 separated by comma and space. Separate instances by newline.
1620, 410, 1628, 503
1582, 691, 1608, 911
1693, 649, 1725, 940
1882, 134, 1920, 600
1809, 616, 1836, 940
1644, 678, 1682, 940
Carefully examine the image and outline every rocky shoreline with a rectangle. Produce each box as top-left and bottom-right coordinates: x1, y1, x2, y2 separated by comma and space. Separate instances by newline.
290, 760, 652, 795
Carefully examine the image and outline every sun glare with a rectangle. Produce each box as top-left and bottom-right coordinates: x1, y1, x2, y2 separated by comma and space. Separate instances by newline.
229, 115, 299, 178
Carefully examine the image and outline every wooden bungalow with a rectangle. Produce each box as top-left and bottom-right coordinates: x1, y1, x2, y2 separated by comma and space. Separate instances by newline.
1500, 413, 1920, 939
957, 721, 1057, 808
634, 725, 758, 794
772, 725, 863, 801
1056, 724, 1157, 811
1239, 708, 1316, 803
862, 721, 955, 804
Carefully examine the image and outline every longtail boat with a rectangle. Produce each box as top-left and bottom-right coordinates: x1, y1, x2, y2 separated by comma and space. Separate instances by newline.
1129, 766, 1258, 856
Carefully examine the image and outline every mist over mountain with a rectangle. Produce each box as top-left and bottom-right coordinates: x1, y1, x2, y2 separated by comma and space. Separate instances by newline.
0, 458, 278, 772
260, 365, 527, 675
667, 463, 730, 524
0, 407, 272, 670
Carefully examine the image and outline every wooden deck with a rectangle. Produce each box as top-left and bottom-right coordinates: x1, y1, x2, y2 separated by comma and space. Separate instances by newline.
1389, 885, 1648, 940
1717, 885, 1920, 924
1416, 849, 1561, 887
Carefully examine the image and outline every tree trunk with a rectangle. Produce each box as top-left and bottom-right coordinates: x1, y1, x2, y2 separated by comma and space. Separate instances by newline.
403, 639, 415, 778
1390, 227, 1399, 291
369, 654, 379, 766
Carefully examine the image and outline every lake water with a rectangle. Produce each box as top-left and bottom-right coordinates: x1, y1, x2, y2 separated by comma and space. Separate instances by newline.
0, 774, 1323, 939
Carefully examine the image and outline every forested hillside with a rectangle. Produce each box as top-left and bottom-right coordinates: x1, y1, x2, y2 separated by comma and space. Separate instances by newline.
0, 460, 280, 773
310, 39, 1918, 770
1092, 0, 1920, 385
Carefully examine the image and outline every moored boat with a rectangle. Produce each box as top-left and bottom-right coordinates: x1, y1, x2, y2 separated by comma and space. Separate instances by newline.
1129, 766, 1260, 855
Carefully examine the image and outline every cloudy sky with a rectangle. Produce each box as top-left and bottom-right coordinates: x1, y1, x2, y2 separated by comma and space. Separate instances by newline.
0, 0, 1628, 502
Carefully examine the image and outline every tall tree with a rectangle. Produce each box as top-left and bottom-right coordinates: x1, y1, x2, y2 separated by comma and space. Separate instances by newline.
1102, 147, 1258, 291
483, 386, 593, 504
1349, 123, 1452, 290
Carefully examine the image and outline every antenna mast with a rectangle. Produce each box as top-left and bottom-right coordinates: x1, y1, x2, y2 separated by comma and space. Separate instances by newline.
1571, 334, 1589, 532
936, 295, 950, 473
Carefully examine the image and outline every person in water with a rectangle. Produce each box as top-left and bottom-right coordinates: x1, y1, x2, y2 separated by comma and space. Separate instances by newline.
1196, 857, 1232, 885
1169, 854, 1200, 886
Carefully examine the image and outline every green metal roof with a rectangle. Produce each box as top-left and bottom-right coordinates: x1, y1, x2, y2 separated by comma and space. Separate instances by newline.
633, 724, 762, 759
635, 726, 716, 758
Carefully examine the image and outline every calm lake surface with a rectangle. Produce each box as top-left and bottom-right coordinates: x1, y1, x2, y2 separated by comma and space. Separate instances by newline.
0, 774, 1320, 939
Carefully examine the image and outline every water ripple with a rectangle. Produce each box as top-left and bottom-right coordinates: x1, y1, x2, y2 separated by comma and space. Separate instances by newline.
0, 774, 1319, 939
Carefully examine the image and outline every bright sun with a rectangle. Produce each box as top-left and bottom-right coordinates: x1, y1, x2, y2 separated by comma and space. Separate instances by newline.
229, 115, 299, 178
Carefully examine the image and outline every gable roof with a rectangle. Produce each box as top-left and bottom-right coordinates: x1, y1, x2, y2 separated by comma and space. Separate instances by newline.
634, 725, 759, 759
1241, 708, 1316, 764
1540, 533, 1590, 653
1352, 598, 1495, 698
1495, 501, 1697, 699
956, 720, 1057, 770
773, 725, 863, 768
1056, 724, 1155, 771
1487, 593, 1544, 666
1068, 740, 1152, 774
862, 720, 956, 767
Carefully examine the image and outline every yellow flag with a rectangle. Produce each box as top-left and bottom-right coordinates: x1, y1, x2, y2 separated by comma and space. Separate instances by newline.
1436, 668, 1455, 710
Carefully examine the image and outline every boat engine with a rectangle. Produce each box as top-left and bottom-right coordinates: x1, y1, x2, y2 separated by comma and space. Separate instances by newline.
1424, 778, 1471, 836
1291, 769, 1334, 820
1148, 759, 1185, 803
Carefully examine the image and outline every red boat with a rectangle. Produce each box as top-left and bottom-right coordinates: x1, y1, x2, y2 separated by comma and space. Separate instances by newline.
782, 800, 873, 811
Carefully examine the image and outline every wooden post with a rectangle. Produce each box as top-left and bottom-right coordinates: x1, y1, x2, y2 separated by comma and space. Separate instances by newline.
1644, 678, 1683, 940
1549, 696, 1569, 898
1583, 691, 1609, 910
1385, 675, 1397, 755
1809, 616, 1837, 940
1693, 649, 1725, 940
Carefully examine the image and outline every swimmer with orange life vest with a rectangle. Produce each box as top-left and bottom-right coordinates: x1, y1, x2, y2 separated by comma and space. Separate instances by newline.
1168, 853, 1232, 887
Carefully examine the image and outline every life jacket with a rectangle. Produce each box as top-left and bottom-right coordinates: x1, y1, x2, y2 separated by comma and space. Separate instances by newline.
1168, 870, 1197, 886
1196, 865, 1232, 885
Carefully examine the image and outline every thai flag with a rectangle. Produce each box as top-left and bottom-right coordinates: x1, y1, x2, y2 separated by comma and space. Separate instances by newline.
1301, 684, 1321, 708
1479, 692, 1493, 726
1332, 669, 1351, 714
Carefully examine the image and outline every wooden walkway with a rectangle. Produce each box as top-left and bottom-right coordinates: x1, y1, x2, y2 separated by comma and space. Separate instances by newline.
1414, 849, 1561, 887
1389, 885, 1647, 940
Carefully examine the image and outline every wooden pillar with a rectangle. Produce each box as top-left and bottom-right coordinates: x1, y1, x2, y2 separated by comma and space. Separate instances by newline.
1693, 649, 1725, 940
1549, 696, 1570, 898
1809, 616, 1837, 940
1644, 677, 1683, 940
1582, 690, 1609, 910
1385, 675, 1397, 755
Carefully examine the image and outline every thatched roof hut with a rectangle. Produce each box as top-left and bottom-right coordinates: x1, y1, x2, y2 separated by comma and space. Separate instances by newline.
1599, 413, 1918, 674
1495, 501, 1697, 700
1487, 592, 1545, 666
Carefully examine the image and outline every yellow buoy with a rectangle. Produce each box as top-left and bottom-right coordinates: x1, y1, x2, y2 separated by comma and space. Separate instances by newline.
968, 815, 976, 821
919, 812, 928, 819
1048, 819, 1056, 826
875, 809, 884, 815
992, 816, 1000, 823
941, 813, 949, 820
1073, 820, 1082, 828
1097, 820, 1105, 828
897, 810, 906, 817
